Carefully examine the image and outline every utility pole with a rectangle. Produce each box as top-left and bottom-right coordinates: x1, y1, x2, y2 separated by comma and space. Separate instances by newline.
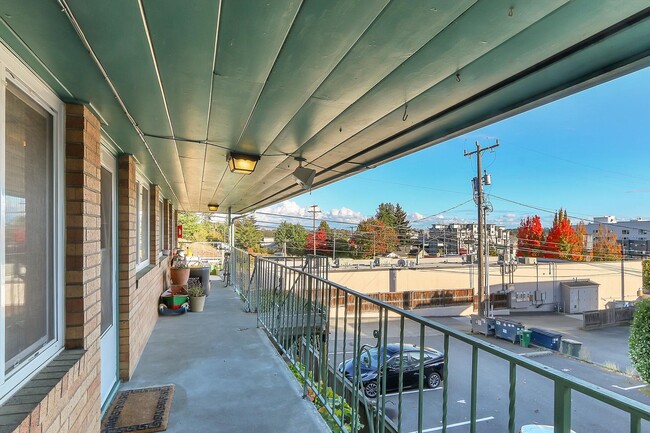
333, 230, 336, 260
307, 205, 321, 255
464, 140, 499, 317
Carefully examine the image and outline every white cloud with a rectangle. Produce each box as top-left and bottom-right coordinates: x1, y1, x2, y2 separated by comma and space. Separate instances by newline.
256, 200, 366, 228
326, 207, 365, 225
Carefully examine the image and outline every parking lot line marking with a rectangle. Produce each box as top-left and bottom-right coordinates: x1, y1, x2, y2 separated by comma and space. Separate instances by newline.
385, 388, 441, 396
612, 384, 647, 391
407, 416, 494, 433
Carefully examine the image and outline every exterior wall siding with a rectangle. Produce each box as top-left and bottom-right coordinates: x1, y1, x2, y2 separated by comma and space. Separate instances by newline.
117, 155, 168, 380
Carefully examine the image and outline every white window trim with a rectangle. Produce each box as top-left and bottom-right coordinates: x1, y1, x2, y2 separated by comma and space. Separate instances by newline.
0, 43, 65, 405
159, 197, 164, 256
135, 171, 150, 272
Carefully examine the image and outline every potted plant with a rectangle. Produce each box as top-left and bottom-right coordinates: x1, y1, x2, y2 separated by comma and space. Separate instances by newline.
170, 257, 190, 285
187, 280, 206, 312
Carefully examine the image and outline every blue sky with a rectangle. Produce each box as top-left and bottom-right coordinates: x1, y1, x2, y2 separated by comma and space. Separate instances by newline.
259, 66, 650, 231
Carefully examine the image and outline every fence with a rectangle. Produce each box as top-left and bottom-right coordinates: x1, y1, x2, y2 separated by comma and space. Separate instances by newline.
335, 289, 473, 313
177, 240, 227, 259
583, 306, 635, 329
237, 252, 650, 433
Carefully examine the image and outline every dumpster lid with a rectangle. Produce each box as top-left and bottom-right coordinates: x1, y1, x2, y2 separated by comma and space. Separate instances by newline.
529, 328, 562, 337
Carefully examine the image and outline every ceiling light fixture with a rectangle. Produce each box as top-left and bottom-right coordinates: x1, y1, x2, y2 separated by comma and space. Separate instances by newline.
292, 157, 316, 191
227, 152, 260, 174
207, 204, 219, 212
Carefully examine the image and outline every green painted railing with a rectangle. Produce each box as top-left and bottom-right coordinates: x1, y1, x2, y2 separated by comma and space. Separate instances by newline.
239, 253, 650, 433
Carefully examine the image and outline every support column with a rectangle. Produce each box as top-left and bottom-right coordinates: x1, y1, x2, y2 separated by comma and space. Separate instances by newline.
64, 104, 102, 351
118, 154, 137, 380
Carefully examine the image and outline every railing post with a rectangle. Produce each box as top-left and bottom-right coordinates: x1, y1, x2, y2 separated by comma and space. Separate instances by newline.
470, 346, 478, 433
509, 361, 516, 433
554, 381, 571, 433
442, 334, 449, 433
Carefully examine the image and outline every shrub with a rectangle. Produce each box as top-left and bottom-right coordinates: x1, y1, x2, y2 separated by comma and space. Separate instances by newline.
630, 299, 650, 382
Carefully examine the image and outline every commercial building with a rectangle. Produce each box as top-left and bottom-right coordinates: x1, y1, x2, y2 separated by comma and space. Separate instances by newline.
428, 223, 510, 256
586, 216, 650, 257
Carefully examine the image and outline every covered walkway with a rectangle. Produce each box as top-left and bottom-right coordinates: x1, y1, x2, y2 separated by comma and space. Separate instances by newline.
118, 278, 329, 432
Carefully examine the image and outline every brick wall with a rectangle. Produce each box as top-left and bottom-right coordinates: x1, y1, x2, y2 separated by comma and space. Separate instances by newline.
117, 154, 137, 380
117, 155, 167, 380
127, 258, 170, 379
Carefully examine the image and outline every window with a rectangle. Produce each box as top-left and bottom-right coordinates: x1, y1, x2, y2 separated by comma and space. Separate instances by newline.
1, 46, 64, 404
136, 173, 150, 270
159, 198, 165, 253
622, 229, 630, 235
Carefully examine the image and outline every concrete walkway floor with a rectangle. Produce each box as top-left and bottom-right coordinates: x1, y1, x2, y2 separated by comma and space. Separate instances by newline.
118, 279, 329, 433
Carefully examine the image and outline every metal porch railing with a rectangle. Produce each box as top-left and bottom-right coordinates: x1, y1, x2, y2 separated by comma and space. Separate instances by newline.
235, 251, 650, 433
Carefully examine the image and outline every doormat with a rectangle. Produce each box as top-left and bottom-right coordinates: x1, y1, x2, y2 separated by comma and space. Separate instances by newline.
101, 384, 174, 433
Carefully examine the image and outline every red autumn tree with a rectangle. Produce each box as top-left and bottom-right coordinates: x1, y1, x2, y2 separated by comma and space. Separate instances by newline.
517, 215, 544, 257
592, 224, 622, 261
544, 208, 581, 260
305, 228, 329, 256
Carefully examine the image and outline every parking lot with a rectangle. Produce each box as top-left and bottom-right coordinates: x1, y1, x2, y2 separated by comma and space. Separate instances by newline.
327, 312, 648, 432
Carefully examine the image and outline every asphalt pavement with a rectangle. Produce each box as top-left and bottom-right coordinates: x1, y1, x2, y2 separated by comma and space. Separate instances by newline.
326, 312, 648, 433
430, 312, 634, 373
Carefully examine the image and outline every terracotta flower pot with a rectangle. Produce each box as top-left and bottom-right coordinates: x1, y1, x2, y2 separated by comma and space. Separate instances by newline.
170, 267, 190, 285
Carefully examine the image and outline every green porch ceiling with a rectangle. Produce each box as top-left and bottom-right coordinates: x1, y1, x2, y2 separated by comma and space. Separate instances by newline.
1, 0, 650, 212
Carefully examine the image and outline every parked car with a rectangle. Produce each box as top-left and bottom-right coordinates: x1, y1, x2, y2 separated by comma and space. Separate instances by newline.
338, 343, 444, 399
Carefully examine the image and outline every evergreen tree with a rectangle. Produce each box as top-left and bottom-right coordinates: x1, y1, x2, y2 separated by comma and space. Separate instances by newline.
234, 216, 263, 250
375, 203, 398, 228
395, 203, 411, 246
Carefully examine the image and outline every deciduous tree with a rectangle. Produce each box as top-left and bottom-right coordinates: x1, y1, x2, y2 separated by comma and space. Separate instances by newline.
274, 221, 308, 256
305, 228, 329, 255
516, 215, 544, 257
352, 218, 399, 258
544, 208, 581, 260
574, 221, 591, 261
592, 224, 622, 261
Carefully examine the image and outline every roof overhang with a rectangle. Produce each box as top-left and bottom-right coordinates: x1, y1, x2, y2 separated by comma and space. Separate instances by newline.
1, 1, 650, 212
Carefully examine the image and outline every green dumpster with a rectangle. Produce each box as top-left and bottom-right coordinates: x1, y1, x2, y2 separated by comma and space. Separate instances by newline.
519, 329, 532, 348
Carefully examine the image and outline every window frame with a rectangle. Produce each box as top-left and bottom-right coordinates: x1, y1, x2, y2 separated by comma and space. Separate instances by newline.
0, 43, 65, 405
135, 171, 150, 271
159, 197, 164, 255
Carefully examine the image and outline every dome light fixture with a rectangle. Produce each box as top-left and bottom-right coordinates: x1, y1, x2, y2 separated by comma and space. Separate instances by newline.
207, 204, 219, 212
227, 152, 260, 174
